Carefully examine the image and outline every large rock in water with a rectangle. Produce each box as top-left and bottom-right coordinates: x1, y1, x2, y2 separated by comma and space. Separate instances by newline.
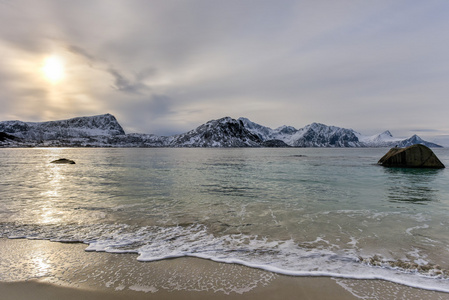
378, 144, 445, 168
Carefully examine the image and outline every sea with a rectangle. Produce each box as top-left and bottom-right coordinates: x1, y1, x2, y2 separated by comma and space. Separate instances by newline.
1, 147, 448, 293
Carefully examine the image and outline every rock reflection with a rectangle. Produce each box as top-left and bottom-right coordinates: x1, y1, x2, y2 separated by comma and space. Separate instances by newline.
384, 168, 442, 204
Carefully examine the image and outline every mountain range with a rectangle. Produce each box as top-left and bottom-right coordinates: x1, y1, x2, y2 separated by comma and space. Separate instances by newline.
0, 113, 442, 148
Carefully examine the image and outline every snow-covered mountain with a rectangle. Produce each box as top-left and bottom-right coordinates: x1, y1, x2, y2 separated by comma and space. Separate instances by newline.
0, 114, 442, 148
393, 134, 441, 148
238, 117, 296, 143
357, 130, 396, 146
239, 118, 441, 148
0, 113, 124, 141
240, 118, 360, 147
169, 117, 261, 147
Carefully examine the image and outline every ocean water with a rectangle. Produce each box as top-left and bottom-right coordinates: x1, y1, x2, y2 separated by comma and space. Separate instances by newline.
1, 147, 449, 292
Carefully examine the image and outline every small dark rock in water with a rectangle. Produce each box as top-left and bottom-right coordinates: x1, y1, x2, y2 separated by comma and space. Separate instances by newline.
51, 158, 76, 164
378, 144, 445, 169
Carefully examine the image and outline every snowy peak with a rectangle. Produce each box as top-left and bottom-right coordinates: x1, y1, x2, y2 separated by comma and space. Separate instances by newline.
357, 130, 394, 144
290, 122, 360, 147
33, 113, 125, 135
0, 113, 125, 141
238, 117, 299, 142
53, 113, 125, 135
397, 134, 440, 148
355, 130, 441, 148
274, 125, 297, 135
380, 130, 393, 138
238, 117, 277, 140
170, 117, 261, 147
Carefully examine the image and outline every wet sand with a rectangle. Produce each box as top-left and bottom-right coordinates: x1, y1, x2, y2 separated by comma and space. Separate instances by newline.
1, 238, 448, 300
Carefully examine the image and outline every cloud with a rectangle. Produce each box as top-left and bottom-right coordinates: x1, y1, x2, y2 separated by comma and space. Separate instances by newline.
0, 0, 449, 140
67, 44, 152, 95
66, 45, 97, 62
107, 67, 150, 95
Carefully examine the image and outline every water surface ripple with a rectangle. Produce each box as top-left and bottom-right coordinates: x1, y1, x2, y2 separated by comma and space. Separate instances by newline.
1, 148, 449, 292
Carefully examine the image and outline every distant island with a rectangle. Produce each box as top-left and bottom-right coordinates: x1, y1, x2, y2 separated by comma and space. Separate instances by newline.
0, 113, 442, 148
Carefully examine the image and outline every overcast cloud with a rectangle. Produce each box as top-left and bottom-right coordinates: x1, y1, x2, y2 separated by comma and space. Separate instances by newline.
0, 0, 448, 144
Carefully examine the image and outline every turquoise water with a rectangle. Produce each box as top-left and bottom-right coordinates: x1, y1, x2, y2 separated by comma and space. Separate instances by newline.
1, 148, 448, 292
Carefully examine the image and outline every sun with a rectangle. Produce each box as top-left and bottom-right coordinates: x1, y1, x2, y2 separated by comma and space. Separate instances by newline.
41, 56, 65, 83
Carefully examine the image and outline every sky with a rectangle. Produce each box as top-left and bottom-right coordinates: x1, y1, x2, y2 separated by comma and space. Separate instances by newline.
1, 0, 449, 145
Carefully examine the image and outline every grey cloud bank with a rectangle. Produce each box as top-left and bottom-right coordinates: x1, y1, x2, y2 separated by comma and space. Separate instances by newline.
1, 0, 448, 145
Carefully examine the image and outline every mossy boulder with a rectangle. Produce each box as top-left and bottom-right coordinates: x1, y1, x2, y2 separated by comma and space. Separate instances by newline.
378, 144, 445, 169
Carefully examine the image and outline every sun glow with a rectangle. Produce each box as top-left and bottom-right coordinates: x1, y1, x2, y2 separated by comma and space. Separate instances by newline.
41, 56, 65, 83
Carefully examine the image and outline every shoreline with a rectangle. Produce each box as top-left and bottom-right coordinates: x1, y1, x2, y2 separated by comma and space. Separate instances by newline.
1, 238, 449, 300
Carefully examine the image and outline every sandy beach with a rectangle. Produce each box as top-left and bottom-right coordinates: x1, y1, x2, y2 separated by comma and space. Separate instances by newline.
0, 238, 448, 300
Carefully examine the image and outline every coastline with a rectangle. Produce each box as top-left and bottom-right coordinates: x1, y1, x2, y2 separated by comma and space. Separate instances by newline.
1, 238, 449, 300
